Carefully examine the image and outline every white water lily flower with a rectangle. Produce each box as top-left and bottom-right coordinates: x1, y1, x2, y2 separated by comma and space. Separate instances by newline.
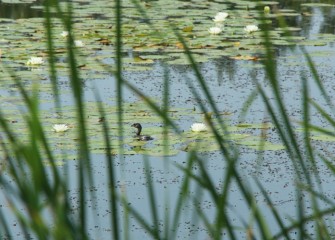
213, 12, 229, 23
191, 123, 208, 132
52, 124, 69, 133
74, 40, 84, 47
26, 57, 44, 65
208, 26, 222, 35
61, 31, 69, 37
244, 25, 259, 34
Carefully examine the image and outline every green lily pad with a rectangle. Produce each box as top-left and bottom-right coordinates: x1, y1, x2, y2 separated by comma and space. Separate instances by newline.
236, 122, 273, 129
310, 135, 335, 142
301, 3, 335, 7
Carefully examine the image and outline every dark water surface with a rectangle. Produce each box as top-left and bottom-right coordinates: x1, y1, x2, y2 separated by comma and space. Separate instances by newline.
0, 1, 44, 19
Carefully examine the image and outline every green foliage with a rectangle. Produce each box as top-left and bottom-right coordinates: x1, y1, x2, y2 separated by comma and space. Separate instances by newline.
0, 0, 335, 239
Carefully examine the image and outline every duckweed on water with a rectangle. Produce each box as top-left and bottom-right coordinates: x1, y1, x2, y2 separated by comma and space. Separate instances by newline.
1, 0, 335, 159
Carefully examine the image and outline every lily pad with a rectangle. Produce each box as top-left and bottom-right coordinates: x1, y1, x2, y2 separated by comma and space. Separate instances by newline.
310, 135, 335, 142
301, 3, 335, 7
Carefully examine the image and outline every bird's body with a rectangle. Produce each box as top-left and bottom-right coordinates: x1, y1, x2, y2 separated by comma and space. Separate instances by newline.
131, 123, 153, 141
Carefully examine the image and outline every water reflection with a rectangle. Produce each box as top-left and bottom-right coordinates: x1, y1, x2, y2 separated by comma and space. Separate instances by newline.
280, 0, 335, 10
319, 8, 335, 34
279, 0, 335, 35
0, 1, 44, 19
207, 57, 237, 86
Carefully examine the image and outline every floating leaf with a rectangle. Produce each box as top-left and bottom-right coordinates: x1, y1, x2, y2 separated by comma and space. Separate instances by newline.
182, 26, 194, 32
301, 3, 335, 7
310, 135, 335, 142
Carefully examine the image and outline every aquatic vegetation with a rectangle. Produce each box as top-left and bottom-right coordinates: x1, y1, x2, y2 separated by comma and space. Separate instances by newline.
0, 1, 334, 240
244, 25, 259, 34
0, 98, 285, 157
61, 31, 69, 37
0, 0, 332, 72
190, 123, 208, 132
208, 26, 222, 35
26, 57, 44, 65
74, 40, 84, 47
264, 6, 271, 14
213, 12, 229, 23
52, 124, 70, 133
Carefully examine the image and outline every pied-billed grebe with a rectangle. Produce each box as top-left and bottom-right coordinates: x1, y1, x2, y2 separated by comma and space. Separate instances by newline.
131, 123, 153, 141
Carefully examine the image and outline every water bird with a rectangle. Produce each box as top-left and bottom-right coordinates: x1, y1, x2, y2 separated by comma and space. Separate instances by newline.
131, 123, 153, 141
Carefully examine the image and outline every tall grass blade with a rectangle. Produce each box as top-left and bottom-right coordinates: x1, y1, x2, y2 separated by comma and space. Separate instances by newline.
44, 0, 61, 109
144, 158, 160, 239
255, 178, 291, 239
94, 96, 120, 240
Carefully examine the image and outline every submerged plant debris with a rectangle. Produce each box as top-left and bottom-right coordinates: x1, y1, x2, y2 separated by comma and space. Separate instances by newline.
0, 0, 334, 159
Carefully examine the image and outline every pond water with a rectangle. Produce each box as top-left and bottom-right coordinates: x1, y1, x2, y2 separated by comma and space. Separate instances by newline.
1, 0, 335, 239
